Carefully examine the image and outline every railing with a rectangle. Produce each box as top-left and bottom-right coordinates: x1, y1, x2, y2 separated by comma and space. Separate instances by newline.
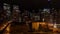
0, 20, 12, 34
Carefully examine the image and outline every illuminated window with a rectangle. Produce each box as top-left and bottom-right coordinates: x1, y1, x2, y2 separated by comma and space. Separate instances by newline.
13, 5, 19, 10
19, 17, 21, 22
48, 0, 51, 1
43, 9, 50, 13
3, 3, 10, 10
34, 16, 40, 21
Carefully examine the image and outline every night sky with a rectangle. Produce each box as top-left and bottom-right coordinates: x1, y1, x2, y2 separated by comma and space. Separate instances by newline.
50, 0, 60, 9
1, 0, 60, 9
2, 0, 47, 9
